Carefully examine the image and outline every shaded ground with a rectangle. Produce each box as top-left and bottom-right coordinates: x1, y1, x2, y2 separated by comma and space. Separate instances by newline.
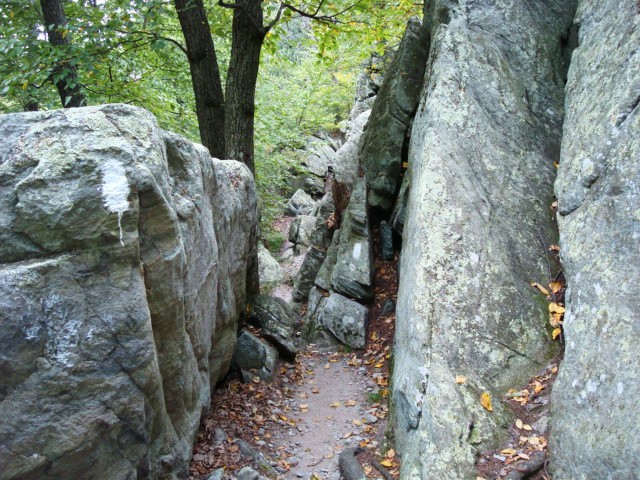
188, 220, 401, 479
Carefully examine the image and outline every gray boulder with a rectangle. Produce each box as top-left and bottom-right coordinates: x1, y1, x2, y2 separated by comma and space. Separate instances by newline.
258, 244, 284, 288
284, 188, 315, 217
292, 246, 326, 302
302, 138, 336, 177
250, 295, 297, 358
333, 109, 371, 185
359, 17, 429, 211
391, 1, 575, 477
550, 1, 640, 478
0, 105, 257, 480
287, 214, 317, 253
232, 330, 278, 382
331, 179, 374, 302
311, 293, 368, 350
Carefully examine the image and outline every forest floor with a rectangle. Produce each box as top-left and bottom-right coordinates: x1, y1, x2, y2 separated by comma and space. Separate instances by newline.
188, 222, 401, 480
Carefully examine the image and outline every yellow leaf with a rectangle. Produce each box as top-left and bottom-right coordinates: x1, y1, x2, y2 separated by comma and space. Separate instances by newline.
480, 392, 493, 412
530, 281, 549, 296
9, 11, 15, 19
523, 424, 533, 431
516, 419, 523, 429
386, 449, 395, 458
550, 312, 563, 328
552, 327, 562, 340
549, 281, 563, 293
61, 29, 69, 39
299, 404, 308, 410
21, 80, 28, 90
380, 459, 394, 467
374, 362, 384, 368
330, 401, 341, 408
455, 375, 467, 385
324, 363, 331, 369
345, 399, 356, 407
500, 448, 516, 456
352, 419, 362, 426
549, 303, 566, 314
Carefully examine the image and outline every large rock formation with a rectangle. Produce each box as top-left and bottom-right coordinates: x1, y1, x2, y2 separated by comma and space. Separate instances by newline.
390, 1, 575, 477
0, 105, 258, 479
550, 1, 640, 477
359, 17, 429, 211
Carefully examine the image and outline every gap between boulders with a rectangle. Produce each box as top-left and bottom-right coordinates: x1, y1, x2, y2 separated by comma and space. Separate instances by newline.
189, 217, 400, 480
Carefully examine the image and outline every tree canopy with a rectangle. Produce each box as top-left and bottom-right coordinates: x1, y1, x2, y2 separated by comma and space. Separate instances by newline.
0, 0, 419, 233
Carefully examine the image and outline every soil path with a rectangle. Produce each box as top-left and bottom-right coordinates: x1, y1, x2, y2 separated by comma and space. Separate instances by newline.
189, 221, 399, 479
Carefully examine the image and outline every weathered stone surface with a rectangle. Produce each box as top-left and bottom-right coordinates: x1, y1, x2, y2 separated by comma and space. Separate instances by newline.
292, 246, 326, 302
250, 295, 297, 358
389, 170, 410, 235
331, 179, 373, 302
232, 330, 278, 382
360, 17, 429, 211
285, 188, 315, 217
302, 138, 336, 177
550, 2, 640, 478
314, 230, 340, 291
312, 293, 368, 350
333, 110, 371, 184
288, 215, 317, 253
258, 244, 284, 288
289, 174, 325, 198
391, 2, 575, 477
0, 105, 257, 479
379, 220, 394, 261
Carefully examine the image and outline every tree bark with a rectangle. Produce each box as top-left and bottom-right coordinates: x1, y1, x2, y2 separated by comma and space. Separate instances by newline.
225, 0, 266, 176
40, 0, 86, 108
174, 0, 226, 159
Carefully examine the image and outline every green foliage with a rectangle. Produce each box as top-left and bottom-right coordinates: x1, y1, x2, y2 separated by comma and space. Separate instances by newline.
0, 0, 419, 239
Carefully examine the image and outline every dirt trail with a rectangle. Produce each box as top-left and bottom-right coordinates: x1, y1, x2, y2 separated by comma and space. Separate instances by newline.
271, 349, 388, 480
188, 219, 399, 480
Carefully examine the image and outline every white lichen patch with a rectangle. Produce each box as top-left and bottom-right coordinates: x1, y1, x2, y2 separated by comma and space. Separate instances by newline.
98, 159, 130, 246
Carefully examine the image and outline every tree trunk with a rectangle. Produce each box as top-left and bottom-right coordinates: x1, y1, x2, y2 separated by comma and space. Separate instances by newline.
40, 0, 86, 108
225, 0, 266, 176
174, 0, 226, 159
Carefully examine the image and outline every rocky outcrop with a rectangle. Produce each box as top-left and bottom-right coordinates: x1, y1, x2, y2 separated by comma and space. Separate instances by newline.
0, 105, 257, 479
359, 17, 429, 211
390, 1, 576, 477
550, 1, 640, 477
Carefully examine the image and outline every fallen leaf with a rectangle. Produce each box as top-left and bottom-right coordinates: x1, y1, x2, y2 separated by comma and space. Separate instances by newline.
380, 459, 394, 467
516, 419, 523, 429
500, 448, 516, 456
522, 424, 533, 431
330, 401, 341, 408
517, 452, 531, 460
549, 281, 563, 293
324, 363, 331, 369
530, 281, 549, 295
346, 399, 356, 407
549, 303, 565, 314
550, 312, 564, 328
386, 449, 396, 458
455, 375, 467, 385
480, 392, 493, 412
552, 327, 562, 340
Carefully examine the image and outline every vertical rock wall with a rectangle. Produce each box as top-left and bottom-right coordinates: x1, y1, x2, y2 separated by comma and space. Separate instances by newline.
550, 1, 640, 477
391, 0, 576, 477
0, 105, 257, 479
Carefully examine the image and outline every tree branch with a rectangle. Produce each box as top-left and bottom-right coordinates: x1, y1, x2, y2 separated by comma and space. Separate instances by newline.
115, 29, 188, 55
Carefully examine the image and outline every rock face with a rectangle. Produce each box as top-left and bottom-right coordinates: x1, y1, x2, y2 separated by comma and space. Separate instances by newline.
359, 17, 429, 211
0, 105, 258, 479
391, 1, 575, 477
550, 1, 640, 477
